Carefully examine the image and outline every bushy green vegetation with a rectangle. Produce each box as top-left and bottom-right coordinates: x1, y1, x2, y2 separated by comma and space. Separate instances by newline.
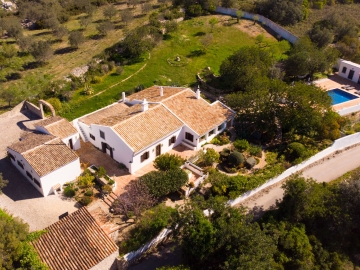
154, 153, 185, 171
120, 204, 176, 254
0, 208, 48, 269
140, 168, 188, 198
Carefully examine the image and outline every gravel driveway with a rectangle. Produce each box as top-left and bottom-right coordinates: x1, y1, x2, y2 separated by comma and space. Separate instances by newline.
0, 106, 79, 231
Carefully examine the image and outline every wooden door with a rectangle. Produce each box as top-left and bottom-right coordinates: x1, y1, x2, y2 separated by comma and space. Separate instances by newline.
156, 144, 161, 156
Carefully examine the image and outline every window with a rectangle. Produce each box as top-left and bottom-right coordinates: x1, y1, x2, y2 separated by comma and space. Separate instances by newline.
185, 132, 194, 142
8, 152, 15, 161
26, 171, 33, 180
169, 136, 176, 146
141, 151, 149, 162
342, 67, 347, 73
34, 179, 41, 187
17, 161, 24, 169
90, 133, 95, 140
100, 130, 105, 139
209, 129, 215, 136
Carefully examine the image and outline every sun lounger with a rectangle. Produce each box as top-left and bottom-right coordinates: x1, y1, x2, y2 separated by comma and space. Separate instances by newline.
341, 85, 350, 89
346, 86, 355, 90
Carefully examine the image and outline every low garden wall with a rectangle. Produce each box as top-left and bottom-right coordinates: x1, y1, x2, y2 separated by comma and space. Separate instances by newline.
337, 103, 360, 116
228, 132, 360, 206
24, 101, 43, 118
215, 6, 299, 44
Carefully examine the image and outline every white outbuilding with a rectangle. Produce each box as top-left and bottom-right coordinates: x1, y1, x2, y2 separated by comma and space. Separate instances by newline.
7, 133, 81, 196
337, 59, 360, 84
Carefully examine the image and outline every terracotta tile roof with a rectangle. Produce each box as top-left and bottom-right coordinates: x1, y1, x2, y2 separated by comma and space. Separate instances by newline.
127, 86, 186, 102
8, 132, 56, 154
35, 116, 63, 127
36, 117, 78, 139
22, 137, 79, 177
79, 103, 129, 126
96, 103, 157, 126
163, 89, 234, 135
114, 104, 183, 152
32, 207, 118, 270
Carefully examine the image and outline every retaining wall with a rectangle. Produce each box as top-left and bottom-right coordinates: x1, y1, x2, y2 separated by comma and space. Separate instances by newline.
228, 132, 360, 206
215, 6, 299, 44
24, 101, 43, 118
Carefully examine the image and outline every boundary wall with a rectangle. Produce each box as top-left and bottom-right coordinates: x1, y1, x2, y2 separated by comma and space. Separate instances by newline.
215, 6, 299, 44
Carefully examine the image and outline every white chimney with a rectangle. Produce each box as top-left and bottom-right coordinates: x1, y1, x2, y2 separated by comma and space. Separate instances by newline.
160, 86, 164, 97
196, 86, 201, 99
141, 98, 148, 112
122, 92, 126, 101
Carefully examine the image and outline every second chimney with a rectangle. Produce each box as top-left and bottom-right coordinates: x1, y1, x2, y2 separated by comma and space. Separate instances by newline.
141, 98, 148, 112
160, 86, 164, 97
122, 92, 126, 101
196, 86, 201, 99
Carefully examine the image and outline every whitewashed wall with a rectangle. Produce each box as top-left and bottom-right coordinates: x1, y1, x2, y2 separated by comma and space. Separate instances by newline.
7, 148, 44, 195
338, 60, 360, 83
228, 132, 360, 206
40, 158, 81, 196
131, 128, 183, 173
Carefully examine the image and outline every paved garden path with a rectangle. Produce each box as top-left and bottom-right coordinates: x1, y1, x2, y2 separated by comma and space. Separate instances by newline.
241, 144, 360, 212
0, 107, 79, 231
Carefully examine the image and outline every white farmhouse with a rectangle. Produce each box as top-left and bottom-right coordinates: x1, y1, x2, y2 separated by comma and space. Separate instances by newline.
35, 115, 81, 150
7, 133, 81, 196
73, 86, 235, 173
337, 59, 360, 84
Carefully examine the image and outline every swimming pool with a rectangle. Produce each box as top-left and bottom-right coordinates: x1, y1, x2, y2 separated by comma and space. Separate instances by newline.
327, 88, 358, 105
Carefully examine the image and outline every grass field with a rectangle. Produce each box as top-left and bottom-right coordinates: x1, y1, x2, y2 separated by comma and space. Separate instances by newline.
0, 2, 153, 113
284, 4, 360, 37
60, 15, 277, 120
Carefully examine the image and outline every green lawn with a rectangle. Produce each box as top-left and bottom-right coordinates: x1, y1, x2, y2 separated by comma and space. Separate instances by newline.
61, 16, 277, 120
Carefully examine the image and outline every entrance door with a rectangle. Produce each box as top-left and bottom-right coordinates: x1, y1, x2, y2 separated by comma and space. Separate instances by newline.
69, 138, 73, 149
348, 70, 355, 80
102, 142, 113, 158
156, 144, 161, 156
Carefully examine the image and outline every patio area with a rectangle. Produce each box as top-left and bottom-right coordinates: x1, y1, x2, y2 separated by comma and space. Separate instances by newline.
76, 141, 198, 196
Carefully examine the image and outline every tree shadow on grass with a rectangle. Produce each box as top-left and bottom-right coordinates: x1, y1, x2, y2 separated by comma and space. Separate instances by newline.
114, 1, 127, 5
23, 61, 44, 70
193, 31, 206, 36
114, 24, 125, 30
134, 14, 146, 19
88, 34, 104, 40
187, 49, 206, 58
33, 30, 53, 37
54, 47, 77, 55
6, 72, 22, 81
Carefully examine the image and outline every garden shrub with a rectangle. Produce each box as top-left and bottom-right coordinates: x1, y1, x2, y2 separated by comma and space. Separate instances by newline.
201, 148, 220, 166
210, 137, 221, 145
77, 171, 95, 188
286, 142, 311, 164
81, 195, 92, 206
96, 166, 106, 177
211, 131, 230, 146
245, 157, 257, 169
63, 186, 75, 197
102, 184, 112, 194
249, 145, 262, 157
120, 204, 176, 254
154, 153, 185, 171
228, 151, 245, 166
233, 139, 250, 152
84, 189, 93, 196
108, 179, 115, 185
141, 168, 188, 198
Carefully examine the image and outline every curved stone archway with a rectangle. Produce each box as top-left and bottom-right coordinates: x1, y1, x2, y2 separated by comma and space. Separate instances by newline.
39, 99, 56, 118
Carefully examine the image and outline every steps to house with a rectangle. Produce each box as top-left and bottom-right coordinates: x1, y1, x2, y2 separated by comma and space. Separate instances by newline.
102, 192, 117, 208
77, 124, 88, 142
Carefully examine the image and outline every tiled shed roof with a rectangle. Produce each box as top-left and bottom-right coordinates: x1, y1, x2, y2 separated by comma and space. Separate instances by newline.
8, 132, 56, 154
79, 103, 129, 126
113, 104, 183, 152
127, 86, 186, 102
163, 89, 234, 135
22, 138, 78, 177
32, 207, 118, 270
36, 117, 78, 139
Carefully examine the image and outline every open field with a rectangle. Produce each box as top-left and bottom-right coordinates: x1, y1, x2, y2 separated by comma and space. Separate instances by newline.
284, 4, 360, 37
60, 15, 277, 120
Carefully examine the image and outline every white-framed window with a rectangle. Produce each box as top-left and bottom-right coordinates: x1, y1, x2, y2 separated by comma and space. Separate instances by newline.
100, 130, 105, 139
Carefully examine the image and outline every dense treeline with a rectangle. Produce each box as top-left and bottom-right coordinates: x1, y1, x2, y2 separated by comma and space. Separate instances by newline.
0, 209, 47, 269
164, 172, 360, 269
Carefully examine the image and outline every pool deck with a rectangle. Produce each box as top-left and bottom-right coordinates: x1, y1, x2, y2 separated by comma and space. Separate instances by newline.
314, 74, 360, 111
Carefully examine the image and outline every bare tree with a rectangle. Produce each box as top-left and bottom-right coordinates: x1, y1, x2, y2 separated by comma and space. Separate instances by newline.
103, 5, 117, 21
112, 180, 156, 221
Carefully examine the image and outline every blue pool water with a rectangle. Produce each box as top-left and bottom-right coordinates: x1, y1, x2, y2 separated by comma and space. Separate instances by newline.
327, 88, 358, 105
